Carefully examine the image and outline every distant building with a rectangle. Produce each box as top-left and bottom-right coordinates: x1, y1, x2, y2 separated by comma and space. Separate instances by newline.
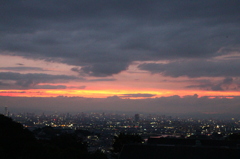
135, 114, 140, 122
5, 106, 8, 117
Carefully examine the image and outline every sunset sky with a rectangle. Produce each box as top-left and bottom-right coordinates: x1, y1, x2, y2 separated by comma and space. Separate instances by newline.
1, 0, 240, 115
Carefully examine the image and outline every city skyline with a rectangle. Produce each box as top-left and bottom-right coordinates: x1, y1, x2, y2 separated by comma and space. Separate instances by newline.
1, 1, 240, 115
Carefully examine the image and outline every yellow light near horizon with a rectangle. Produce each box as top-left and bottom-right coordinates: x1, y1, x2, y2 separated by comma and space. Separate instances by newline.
0, 89, 240, 99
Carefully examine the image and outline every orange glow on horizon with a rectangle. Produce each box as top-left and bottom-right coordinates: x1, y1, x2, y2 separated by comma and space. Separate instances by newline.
0, 89, 240, 99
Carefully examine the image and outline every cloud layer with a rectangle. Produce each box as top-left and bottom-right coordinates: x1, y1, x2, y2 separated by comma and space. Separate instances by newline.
1, 95, 240, 116
138, 59, 240, 78
0, 72, 80, 89
1, 0, 240, 77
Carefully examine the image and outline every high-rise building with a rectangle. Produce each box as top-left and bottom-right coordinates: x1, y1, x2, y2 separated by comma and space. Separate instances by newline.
135, 114, 140, 122
5, 106, 8, 116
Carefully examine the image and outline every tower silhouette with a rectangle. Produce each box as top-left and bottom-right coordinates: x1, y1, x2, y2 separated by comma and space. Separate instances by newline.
134, 114, 140, 122
4, 106, 8, 116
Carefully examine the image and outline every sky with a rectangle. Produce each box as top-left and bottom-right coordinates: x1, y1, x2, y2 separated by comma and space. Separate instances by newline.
1, 0, 240, 115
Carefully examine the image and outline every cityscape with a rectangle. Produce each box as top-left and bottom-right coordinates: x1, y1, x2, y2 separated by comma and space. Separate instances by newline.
3, 106, 240, 156
1, 0, 240, 158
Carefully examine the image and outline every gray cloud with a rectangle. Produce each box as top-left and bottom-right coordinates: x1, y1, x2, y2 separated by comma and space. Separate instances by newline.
0, 72, 80, 88
16, 63, 24, 66
67, 85, 86, 89
80, 62, 129, 77
223, 77, 233, 84
33, 85, 67, 89
89, 79, 116, 82
120, 94, 156, 98
0, 72, 79, 81
0, 67, 45, 71
16, 79, 39, 88
186, 77, 238, 91
1, 1, 240, 76
1, 83, 68, 90
0, 81, 10, 86
72, 62, 128, 77
1, 95, 240, 115
138, 59, 240, 78
0, 91, 26, 93
211, 84, 223, 91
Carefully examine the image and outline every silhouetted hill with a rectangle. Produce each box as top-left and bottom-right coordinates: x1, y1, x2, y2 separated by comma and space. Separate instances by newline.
147, 137, 240, 147
0, 114, 35, 141
0, 114, 39, 158
0, 114, 107, 159
119, 144, 240, 159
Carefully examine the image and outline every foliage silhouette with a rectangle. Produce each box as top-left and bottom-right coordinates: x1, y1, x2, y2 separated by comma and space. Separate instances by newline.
0, 114, 107, 159
0, 114, 37, 158
112, 133, 143, 153
227, 133, 240, 141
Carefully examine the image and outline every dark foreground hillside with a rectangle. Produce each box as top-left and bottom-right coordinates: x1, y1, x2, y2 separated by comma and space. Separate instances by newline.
119, 144, 240, 159
0, 114, 107, 159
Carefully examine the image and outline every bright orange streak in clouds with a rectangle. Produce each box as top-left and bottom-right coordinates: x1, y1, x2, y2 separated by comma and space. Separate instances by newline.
0, 89, 240, 98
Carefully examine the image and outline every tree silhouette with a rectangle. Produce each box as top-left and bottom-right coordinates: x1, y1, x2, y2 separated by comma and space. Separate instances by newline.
0, 114, 37, 158
0, 114, 36, 141
227, 133, 240, 141
112, 133, 143, 153
0, 114, 108, 159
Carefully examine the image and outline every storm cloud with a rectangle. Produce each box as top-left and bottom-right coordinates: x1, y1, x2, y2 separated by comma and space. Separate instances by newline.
0, 67, 46, 72
120, 93, 156, 98
138, 59, 240, 78
1, 0, 240, 77
0, 72, 80, 88
186, 77, 238, 91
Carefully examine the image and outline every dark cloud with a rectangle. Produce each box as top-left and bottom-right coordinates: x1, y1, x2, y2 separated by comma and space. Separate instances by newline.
67, 85, 86, 89
89, 79, 116, 82
72, 67, 117, 80
0, 72, 79, 81
72, 62, 129, 77
120, 94, 156, 98
1, 1, 240, 76
0, 72, 80, 88
138, 59, 240, 78
0, 81, 17, 90
78, 85, 86, 89
0, 67, 45, 71
186, 83, 214, 90
80, 62, 129, 77
16, 79, 39, 88
107, 95, 122, 100
0, 91, 26, 93
0, 81, 10, 86
16, 63, 24, 66
1, 95, 240, 115
211, 84, 223, 91
223, 77, 233, 84
186, 77, 237, 91
71, 67, 80, 73
33, 85, 67, 89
